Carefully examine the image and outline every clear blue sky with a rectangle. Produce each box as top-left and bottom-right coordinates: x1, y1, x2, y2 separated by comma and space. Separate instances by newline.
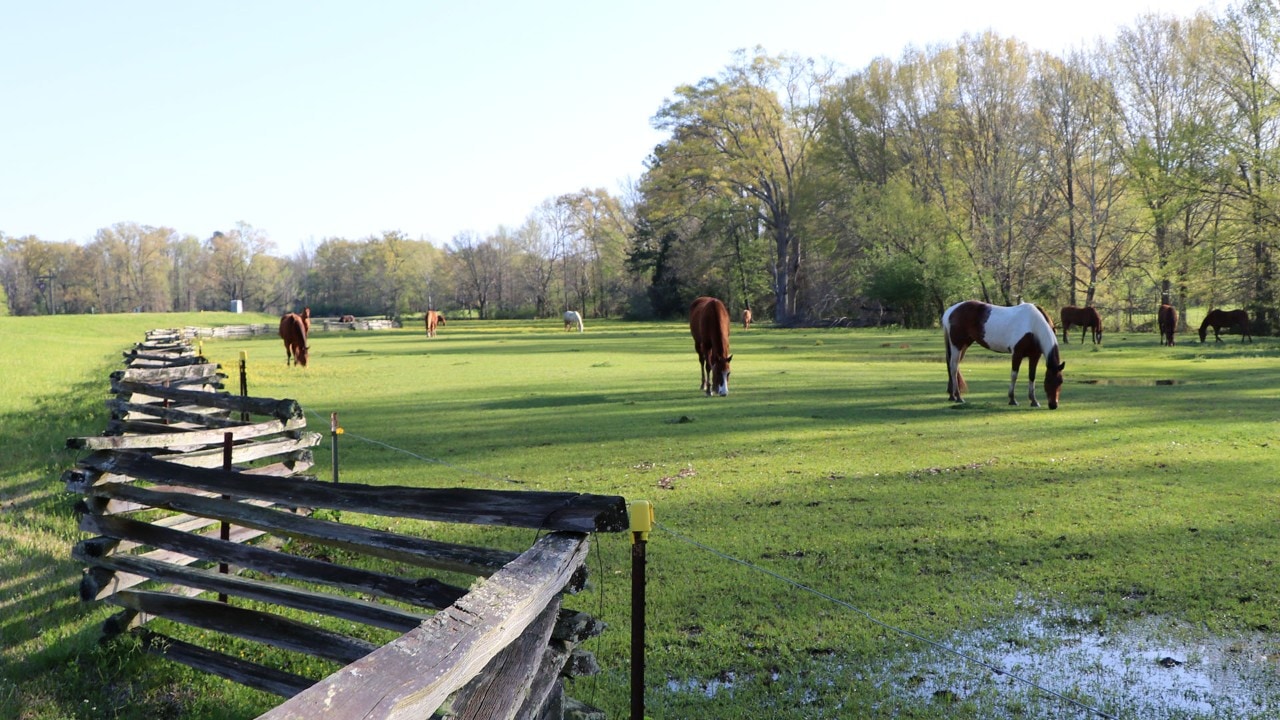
2, 0, 1209, 256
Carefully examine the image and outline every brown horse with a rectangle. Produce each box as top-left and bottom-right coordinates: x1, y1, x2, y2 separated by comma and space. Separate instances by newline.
300, 306, 311, 334
942, 301, 1065, 409
1158, 304, 1179, 346
1059, 306, 1102, 345
339, 314, 356, 323
279, 312, 309, 367
742, 308, 753, 330
425, 310, 445, 338
1199, 309, 1251, 343
690, 297, 732, 396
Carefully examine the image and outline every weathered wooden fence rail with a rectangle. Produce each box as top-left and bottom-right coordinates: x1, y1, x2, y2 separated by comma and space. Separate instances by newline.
66, 329, 627, 719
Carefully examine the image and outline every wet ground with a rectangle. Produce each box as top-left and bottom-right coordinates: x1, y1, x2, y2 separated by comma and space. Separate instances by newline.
885, 602, 1280, 718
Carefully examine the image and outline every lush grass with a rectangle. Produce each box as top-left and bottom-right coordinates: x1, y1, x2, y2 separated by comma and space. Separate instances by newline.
2, 314, 1278, 718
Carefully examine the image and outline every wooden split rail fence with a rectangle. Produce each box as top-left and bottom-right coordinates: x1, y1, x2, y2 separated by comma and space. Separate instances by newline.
65, 329, 629, 719
180, 318, 399, 340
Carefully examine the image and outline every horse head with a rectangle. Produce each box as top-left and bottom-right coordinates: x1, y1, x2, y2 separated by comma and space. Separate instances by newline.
1044, 359, 1065, 410
710, 353, 732, 396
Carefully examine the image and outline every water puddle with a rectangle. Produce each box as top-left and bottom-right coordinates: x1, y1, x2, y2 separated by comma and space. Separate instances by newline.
666, 669, 744, 698
1076, 378, 1185, 386
882, 603, 1279, 718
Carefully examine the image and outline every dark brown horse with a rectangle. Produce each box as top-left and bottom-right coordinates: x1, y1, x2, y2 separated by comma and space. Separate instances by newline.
690, 296, 732, 396
1059, 306, 1103, 345
1158, 304, 1178, 346
279, 312, 309, 367
1199, 309, 1251, 343
943, 301, 1065, 409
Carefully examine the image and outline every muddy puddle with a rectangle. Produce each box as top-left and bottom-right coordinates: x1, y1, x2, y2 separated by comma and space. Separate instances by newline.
881, 602, 1279, 718
1076, 378, 1186, 386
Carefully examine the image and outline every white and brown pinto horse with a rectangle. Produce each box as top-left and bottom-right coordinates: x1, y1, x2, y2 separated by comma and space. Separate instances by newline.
943, 301, 1065, 409
690, 296, 732, 396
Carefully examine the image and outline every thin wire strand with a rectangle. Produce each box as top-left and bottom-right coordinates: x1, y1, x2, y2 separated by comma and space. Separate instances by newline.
654, 521, 1118, 720
305, 408, 524, 485
299, 407, 1116, 719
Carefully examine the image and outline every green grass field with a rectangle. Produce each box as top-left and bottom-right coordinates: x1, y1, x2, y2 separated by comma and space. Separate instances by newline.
2, 312, 1277, 719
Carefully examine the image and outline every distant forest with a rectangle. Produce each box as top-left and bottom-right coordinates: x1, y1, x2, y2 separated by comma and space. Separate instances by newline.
6, 3, 1280, 333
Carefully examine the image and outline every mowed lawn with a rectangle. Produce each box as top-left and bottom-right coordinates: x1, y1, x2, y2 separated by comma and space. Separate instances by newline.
2, 312, 1278, 719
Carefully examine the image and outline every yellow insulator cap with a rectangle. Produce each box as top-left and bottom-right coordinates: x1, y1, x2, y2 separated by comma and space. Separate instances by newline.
629, 500, 654, 542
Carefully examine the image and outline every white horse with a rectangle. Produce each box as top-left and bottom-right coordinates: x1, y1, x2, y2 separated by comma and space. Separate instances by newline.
563, 310, 584, 332
942, 301, 1065, 409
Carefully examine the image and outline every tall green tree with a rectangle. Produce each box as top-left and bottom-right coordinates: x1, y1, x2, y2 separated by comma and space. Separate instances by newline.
651, 48, 835, 323
1207, 0, 1280, 332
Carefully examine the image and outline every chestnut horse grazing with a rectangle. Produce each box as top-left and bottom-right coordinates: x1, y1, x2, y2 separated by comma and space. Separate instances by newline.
563, 310, 584, 332
1158, 304, 1179, 346
943, 301, 1065, 409
1199, 308, 1251, 343
300, 307, 311, 334
425, 310, 445, 337
1059, 306, 1102, 345
742, 308, 753, 330
690, 296, 733, 396
279, 312, 309, 367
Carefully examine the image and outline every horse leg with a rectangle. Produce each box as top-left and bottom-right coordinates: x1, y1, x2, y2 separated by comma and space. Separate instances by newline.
1026, 355, 1041, 407
1008, 354, 1023, 406
946, 342, 965, 402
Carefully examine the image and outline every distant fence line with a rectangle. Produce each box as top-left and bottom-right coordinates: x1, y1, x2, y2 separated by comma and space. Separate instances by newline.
181, 318, 400, 340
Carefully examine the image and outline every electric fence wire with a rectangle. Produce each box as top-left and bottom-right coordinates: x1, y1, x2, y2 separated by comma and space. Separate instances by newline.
304, 407, 525, 485
300, 407, 1116, 719
654, 521, 1118, 720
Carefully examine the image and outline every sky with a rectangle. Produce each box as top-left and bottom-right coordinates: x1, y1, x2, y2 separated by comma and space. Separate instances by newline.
2, 0, 1215, 256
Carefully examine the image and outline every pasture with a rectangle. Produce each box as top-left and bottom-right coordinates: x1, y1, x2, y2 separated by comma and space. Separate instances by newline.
2, 312, 1278, 719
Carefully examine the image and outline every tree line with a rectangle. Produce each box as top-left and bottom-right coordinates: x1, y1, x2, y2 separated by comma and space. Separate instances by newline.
5, 2, 1279, 332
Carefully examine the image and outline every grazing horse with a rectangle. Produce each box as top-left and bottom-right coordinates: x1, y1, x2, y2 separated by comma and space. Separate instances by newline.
1158, 304, 1179, 346
339, 314, 355, 323
1059, 306, 1103, 345
279, 312, 309, 367
300, 307, 311, 334
425, 310, 445, 338
742, 308, 753, 330
690, 296, 733, 396
943, 301, 1065, 409
1199, 308, 1252, 343
563, 310, 584, 332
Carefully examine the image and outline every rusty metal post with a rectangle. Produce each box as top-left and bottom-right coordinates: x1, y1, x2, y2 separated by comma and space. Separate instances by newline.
630, 501, 653, 720
219, 431, 232, 602
239, 351, 249, 422
330, 412, 340, 484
